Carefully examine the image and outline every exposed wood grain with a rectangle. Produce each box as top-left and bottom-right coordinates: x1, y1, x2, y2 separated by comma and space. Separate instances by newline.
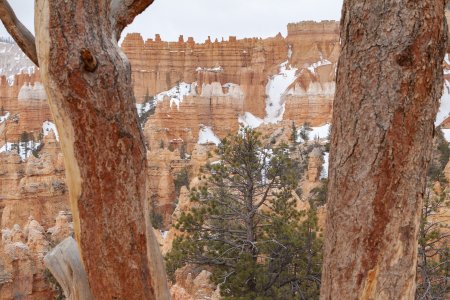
44, 237, 94, 300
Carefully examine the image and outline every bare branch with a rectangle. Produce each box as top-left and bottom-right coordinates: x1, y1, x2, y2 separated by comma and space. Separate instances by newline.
0, 0, 38, 66
110, 0, 155, 40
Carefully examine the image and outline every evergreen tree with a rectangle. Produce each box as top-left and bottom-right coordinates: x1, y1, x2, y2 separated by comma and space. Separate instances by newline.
291, 121, 298, 144
166, 128, 322, 299
416, 189, 450, 299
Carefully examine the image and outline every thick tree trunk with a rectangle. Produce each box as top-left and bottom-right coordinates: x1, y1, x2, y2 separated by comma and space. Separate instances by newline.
321, 1, 447, 299
34, 1, 169, 299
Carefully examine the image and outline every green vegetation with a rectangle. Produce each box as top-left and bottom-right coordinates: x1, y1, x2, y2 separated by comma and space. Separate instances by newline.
309, 179, 328, 208
44, 268, 64, 300
150, 194, 164, 230
428, 128, 450, 183
299, 122, 311, 142
174, 167, 190, 197
416, 190, 450, 299
166, 128, 322, 299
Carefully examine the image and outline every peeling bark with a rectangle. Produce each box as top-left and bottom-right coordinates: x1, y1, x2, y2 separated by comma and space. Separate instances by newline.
321, 1, 448, 299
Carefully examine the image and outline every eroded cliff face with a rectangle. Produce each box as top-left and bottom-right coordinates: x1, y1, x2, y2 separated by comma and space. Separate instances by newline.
0, 18, 448, 299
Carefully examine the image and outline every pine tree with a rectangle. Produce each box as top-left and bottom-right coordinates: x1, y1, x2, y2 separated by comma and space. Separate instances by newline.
416, 188, 449, 299
166, 128, 322, 299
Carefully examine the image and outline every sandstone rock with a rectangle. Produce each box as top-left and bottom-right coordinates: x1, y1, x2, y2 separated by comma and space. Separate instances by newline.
47, 211, 73, 244
308, 148, 323, 182
170, 265, 220, 300
0, 221, 53, 300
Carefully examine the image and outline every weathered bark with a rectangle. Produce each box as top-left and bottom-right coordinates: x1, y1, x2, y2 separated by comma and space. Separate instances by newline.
321, 1, 447, 300
30, 0, 169, 299
44, 237, 94, 300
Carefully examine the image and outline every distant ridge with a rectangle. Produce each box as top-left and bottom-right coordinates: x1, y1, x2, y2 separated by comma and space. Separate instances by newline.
0, 36, 14, 44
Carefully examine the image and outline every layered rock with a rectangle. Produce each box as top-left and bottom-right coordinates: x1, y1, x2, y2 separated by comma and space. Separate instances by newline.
123, 21, 339, 127
0, 213, 72, 300
0, 131, 68, 230
0, 72, 51, 143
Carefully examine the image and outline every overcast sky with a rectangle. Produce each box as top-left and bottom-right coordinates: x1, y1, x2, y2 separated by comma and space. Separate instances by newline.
0, 0, 343, 42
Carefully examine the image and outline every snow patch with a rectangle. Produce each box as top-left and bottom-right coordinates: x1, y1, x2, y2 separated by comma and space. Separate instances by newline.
0, 111, 10, 123
136, 100, 156, 117
320, 152, 329, 179
198, 126, 221, 145
308, 123, 331, 141
196, 66, 223, 73
441, 129, 450, 143
0, 141, 41, 160
238, 112, 263, 129
445, 53, 450, 65
306, 58, 332, 75
43, 121, 59, 141
155, 82, 192, 109
436, 80, 450, 126
264, 61, 298, 124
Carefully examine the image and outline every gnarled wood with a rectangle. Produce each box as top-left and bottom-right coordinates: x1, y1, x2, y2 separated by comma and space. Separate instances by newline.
110, 0, 155, 40
44, 237, 94, 300
0, 0, 38, 66
321, 1, 448, 299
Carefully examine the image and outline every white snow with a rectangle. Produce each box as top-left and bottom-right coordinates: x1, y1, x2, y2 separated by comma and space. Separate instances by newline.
160, 230, 169, 240
264, 61, 298, 124
441, 129, 450, 143
198, 126, 221, 145
0, 141, 41, 161
320, 152, 329, 179
136, 100, 156, 117
238, 112, 263, 128
196, 66, 223, 73
155, 82, 192, 109
43, 121, 59, 141
436, 80, 450, 126
306, 59, 332, 75
308, 123, 331, 141
0, 111, 10, 123
445, 54, 450, 65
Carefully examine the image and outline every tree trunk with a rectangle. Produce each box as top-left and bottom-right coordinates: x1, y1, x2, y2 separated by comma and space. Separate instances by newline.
34, 1, 169, 299
321, 1, 447, 299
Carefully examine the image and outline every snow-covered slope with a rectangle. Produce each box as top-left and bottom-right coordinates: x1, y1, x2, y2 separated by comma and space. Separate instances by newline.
0, 40, 35, 81
198, 125, 221, 145
264, 61, 298, 124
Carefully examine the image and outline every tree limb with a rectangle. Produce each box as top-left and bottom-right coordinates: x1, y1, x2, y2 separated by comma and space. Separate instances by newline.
0, 0, 38, 66
110, 0, 155, 40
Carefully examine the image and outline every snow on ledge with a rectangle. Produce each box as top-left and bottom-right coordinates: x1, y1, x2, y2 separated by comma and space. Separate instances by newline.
320, 152, 329, 179
238, 112, 263, 129
196, 66, 223, 73
264, 61, 298, 124
436, 80, 450, 126
0, 111, 10, 123
306, 59, 332, 74
198, 125, 221, 145
155, 82, 192, 109
43, 121, 59, 141
308, 123, 331, 141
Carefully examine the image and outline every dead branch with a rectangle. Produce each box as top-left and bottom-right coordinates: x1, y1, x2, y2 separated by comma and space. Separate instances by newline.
0, 0, 38, 66
110, 0, 155, 40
